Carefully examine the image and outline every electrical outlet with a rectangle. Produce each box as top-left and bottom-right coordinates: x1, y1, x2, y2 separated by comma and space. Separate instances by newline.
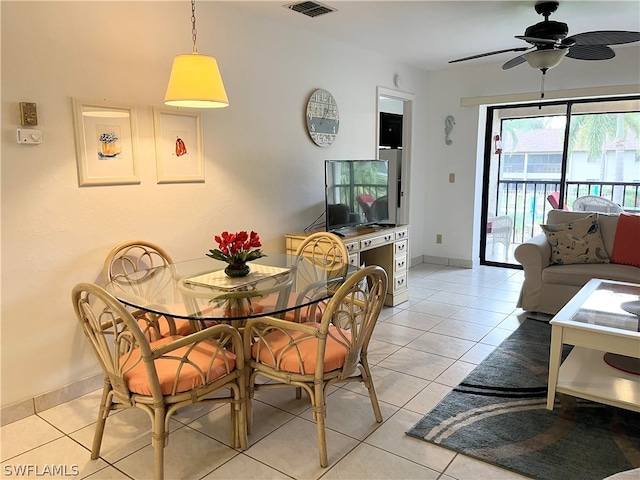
436, 234, 443, 244
449, 173, 455, 183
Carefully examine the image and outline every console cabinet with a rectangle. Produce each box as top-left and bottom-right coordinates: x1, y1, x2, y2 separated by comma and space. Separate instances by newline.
284, 225, 409, 306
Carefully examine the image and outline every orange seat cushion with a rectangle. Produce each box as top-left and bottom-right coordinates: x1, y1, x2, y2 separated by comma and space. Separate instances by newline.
251, 322, 350, 374
135, 315, 191, 341
611, 213, 640, 268
137, 304, 195, 339
122, 335, 236, 396
257, 292, 323, 322
164, 317, 193, 336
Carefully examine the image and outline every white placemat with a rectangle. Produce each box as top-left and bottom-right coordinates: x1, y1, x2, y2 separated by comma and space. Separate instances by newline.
184, 264, 290, 291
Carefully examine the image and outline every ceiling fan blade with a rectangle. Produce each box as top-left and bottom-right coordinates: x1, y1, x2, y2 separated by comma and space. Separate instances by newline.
566, 44, 615, 60
449, 47, 530, 64
515, 35, 558, 46
502, 55, 527, 70
567, 30, 640, 46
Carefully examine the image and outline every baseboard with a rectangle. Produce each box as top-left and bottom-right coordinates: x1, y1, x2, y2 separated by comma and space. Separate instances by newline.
420, 255, 473, 269
0, 398, 35, 427
1, 373, 103, 427
410, 256, 430, 267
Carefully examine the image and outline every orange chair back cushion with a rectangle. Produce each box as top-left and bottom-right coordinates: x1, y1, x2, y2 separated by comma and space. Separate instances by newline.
256, 293, 322, 322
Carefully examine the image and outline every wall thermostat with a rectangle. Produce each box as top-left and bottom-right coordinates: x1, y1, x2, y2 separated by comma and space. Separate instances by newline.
17, 128, 43, 144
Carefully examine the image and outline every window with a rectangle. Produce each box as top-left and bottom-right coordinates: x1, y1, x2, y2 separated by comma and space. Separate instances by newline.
501, 154, 524, 175
526, 154, 562, 174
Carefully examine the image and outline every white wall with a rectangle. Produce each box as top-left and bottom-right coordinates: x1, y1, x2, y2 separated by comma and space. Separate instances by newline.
0, 1, 428, 406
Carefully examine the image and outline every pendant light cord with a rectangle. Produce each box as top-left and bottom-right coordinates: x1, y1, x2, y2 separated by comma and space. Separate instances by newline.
191, 0, 198, 53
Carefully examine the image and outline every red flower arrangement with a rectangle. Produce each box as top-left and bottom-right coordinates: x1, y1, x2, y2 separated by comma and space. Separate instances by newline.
206, 231, 266, 265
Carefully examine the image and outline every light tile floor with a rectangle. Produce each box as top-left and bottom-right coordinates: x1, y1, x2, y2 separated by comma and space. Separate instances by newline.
1, 263, 535, 480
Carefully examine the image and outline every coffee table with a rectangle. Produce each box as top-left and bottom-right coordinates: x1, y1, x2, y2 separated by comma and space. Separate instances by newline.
547, 278, 640, 412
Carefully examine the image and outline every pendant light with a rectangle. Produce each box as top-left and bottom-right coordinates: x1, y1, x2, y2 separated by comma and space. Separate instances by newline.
164, 0, 229, 108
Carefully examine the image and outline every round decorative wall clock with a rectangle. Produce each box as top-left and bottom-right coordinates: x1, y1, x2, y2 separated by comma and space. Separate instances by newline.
306, 89, 339, 147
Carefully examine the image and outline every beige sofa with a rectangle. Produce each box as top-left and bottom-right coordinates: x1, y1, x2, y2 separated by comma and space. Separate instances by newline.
514, 209, 640, 315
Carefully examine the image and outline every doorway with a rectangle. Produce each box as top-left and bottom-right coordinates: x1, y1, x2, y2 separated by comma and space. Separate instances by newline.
377, 86, 413, 226
480, 96, 640, 267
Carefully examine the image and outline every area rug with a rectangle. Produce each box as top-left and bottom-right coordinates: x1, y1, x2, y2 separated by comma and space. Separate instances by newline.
406, 319, 640, 480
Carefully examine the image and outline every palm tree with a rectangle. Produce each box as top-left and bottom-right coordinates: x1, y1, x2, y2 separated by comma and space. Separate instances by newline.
569, 112, 640, 205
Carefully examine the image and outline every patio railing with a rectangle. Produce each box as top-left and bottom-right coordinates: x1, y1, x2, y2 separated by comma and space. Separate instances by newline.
491, 181, 640, 245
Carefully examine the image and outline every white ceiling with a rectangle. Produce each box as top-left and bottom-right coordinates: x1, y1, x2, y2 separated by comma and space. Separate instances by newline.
231, 0, 640, 72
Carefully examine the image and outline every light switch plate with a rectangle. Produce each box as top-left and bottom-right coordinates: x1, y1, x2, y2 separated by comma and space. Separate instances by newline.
19, 102, 38, 126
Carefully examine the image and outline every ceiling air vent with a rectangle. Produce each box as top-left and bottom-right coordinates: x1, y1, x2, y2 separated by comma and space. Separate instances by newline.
285, 1, 336, 18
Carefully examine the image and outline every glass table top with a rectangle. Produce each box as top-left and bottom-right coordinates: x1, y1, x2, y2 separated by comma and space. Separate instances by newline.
105, 253, 356, 321
555, 279, 640, 333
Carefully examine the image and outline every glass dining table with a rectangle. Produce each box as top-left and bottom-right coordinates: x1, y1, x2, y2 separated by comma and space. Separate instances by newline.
104, 253, 356, 329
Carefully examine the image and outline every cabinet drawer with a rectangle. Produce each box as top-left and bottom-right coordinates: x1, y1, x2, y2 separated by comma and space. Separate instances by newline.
285, 236, 306, 254
381, 232, 395, 243
394, 254, 408, 273
360, 234, 388, 250
393, 272, 408, 292
348, 254, 359, 266
344, 241, 359, 254
395, 229, 408, 240
394, 240, 408, 256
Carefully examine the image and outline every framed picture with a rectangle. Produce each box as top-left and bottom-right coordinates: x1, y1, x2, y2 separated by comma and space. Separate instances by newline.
153, 108, 204, 183
72, 98, 140, 186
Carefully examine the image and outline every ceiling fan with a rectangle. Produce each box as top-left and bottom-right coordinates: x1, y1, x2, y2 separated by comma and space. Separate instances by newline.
449, 1, 640, 73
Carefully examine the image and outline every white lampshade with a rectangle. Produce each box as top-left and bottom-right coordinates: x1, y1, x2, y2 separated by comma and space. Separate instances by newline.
164, 53, 229, 108
523, 49, 567, 71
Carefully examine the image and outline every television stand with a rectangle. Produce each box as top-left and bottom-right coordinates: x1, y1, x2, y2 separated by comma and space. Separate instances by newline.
284, 225, 409, 306
332, 224, 396, 238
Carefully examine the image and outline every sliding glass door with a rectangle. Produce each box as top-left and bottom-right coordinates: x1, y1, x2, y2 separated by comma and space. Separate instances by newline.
481, 96, 639, 267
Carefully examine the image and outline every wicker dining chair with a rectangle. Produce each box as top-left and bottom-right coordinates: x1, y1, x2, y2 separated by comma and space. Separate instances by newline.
259, 232, 350, 324
243, 265, 388, 467
294, 231, 350, 279
72, 283, 247, 480
103, 240, 193, 337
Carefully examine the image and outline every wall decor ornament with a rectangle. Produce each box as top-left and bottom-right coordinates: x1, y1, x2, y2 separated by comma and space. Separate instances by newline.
72, 98, 140, 186
445, 115, 455, 146
153, 107, 204, 183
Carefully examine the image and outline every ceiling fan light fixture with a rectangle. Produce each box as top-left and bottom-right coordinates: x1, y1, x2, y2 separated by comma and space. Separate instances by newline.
523, 49, 567, 71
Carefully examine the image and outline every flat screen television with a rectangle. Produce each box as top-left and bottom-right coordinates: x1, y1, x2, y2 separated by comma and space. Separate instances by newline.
325, 159, 395, 233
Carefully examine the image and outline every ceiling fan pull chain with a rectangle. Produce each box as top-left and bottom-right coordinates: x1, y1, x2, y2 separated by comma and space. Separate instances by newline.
538, 71, 546, 109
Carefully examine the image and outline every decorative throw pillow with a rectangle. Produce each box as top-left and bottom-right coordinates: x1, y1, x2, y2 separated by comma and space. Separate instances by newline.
540, 214, 610, 265
611, 213, 640, 268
